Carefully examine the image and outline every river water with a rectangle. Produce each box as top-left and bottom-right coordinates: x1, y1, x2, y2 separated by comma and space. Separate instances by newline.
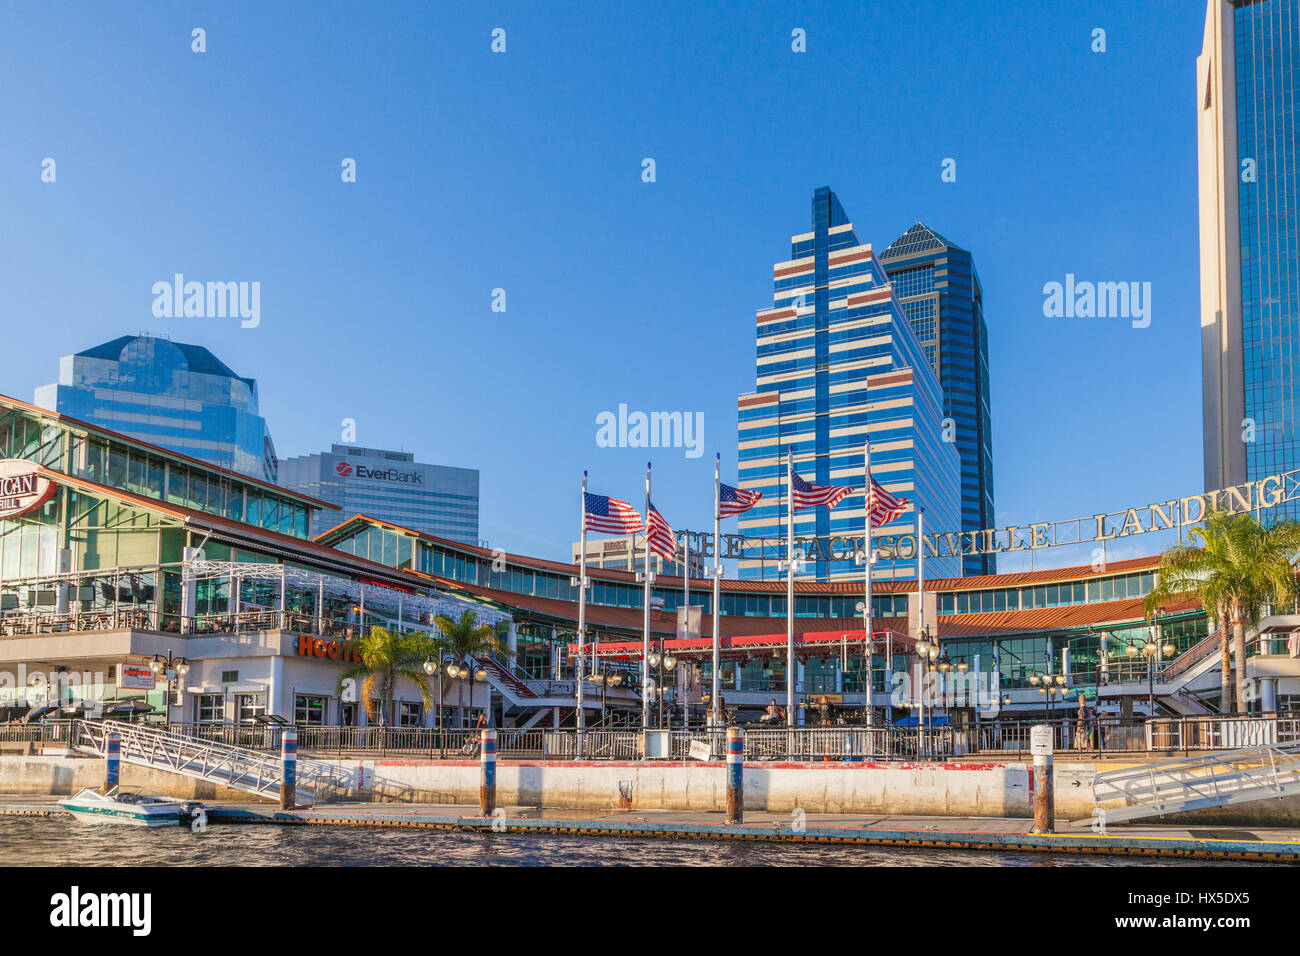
0, 817, 1247, 866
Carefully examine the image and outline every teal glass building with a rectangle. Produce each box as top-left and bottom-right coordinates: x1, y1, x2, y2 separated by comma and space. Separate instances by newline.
881, 224, 996, 575
34, 335, 279, 483
736, 188, 963, 583
1200, 0, 1300, 520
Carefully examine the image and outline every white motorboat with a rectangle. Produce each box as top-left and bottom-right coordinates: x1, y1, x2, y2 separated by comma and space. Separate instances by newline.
58, 787, 204, 828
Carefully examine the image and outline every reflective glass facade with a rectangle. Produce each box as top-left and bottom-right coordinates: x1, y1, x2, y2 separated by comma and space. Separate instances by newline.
1236, 0, 1300, 517
736, 188, 963, 582
34, 335, 278, 483
881, 224, 996, 574
278, 444, 479, 543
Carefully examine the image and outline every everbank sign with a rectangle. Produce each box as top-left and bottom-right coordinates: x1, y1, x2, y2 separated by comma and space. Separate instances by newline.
334, 461, 423, 485
0, 460, 55, 519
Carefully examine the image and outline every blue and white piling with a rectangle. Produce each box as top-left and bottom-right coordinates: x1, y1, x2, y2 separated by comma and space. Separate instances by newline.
725, 726, 744, 824
480, 728, 498, 816
103, 731, 120, 794
281, 729, 297, 810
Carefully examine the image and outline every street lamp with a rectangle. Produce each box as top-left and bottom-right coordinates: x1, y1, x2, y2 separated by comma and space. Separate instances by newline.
148, 651, 189, 724
1143, 633, 1176, 718
586, 667, 625, 720
424, 656, 454, 756
856, 600, 873, 732
1029, 671, 1068, 721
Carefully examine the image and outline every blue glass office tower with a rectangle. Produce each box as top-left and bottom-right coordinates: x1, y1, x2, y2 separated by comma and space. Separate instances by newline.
736, 188, 963, 583
278, 445, 480, 544
34, 335, 278, 482
1200, 0, 1300, 520
881, 224, 996, 575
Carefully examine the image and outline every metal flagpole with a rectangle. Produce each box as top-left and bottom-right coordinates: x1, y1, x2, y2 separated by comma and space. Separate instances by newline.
681, 530, 689, 731
641, 462, 653, 730
918, 504, 927, 754
863, 438, 873, 733
785, 445, 796, 729
575, 472, 588, 760
712, 453, 722, 728
683, 533, 690, 610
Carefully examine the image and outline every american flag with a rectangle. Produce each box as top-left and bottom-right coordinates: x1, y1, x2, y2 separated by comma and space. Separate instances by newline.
584, 493, 643, 534
718, 482, 762, 519
645, 501, 676, 561
868, 476, 910, 527
791, 469, 853, 511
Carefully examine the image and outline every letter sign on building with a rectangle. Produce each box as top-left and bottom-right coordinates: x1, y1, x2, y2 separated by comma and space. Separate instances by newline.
0, 460, 55, 519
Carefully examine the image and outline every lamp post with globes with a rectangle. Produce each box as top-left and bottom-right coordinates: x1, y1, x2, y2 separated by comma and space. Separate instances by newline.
1141, 630, 1177, 719
1028, 671, 1068, 722
148, 651, 189, 727
585, 664, 624, 724
913, 634, 939, 757
855, 600, 873, 732
423, 656, 451, 757
646, 643, 677, 729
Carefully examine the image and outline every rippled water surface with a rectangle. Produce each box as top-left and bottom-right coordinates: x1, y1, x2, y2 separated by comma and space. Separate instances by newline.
0, 817, 1245, 866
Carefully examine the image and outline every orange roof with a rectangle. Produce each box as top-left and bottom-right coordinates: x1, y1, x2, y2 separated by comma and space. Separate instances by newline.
935, 595, 1202, 637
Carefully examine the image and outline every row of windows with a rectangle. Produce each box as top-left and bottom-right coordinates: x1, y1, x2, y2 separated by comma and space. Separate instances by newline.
416, 538, 908, 618
936, 572, 1156, 615
0, 412, 318, 541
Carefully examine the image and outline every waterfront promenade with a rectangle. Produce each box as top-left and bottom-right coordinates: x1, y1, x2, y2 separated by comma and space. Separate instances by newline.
1, 797, 1296, 862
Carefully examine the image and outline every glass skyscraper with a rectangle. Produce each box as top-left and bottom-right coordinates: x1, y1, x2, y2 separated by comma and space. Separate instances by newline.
736, 188, 963, 583
881, 224, 996, 575
34, 334, 278, 483
1200, 0, 1300, 519
278, 444, 480, 544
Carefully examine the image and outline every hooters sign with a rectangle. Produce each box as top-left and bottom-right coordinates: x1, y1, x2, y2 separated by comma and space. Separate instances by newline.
0, 461, 54, 519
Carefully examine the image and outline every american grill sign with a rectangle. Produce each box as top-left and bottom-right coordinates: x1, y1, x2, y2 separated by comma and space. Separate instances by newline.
0, 461, 55, 519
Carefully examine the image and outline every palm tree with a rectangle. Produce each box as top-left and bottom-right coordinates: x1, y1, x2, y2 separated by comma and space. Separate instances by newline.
433, 610, 509, 726
1143, 510, 1300, 714
337, 626, 438, 726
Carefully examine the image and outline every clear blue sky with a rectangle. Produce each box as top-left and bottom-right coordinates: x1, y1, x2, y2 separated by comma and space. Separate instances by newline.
0, 0, 1204, 569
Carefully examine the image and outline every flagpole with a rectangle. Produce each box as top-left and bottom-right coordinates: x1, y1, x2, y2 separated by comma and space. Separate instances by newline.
918, 503, 927, 753
863, 438, 873, 734
576, 472, 588, 760
786, 445, 795, 729
712, 453, 722, 728
683, 533, 690, 611
641, 462, 652, 730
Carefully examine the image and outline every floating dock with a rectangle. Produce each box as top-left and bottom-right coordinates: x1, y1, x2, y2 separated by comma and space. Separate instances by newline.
3, 800, 1296, 862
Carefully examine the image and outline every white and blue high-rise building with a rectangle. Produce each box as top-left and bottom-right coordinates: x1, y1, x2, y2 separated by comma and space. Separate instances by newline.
278, 445, 480, 544
736, 188, 963, 583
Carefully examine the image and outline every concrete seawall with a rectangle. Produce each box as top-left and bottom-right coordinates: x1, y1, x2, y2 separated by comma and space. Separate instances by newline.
0, 755, 259, 803
6, 753, 1299, 824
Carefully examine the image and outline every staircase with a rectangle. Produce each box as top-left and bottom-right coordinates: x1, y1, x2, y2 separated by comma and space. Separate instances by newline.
70, 720, 349, 806
475, 655, 537, 700
1073, 741, 1300, 825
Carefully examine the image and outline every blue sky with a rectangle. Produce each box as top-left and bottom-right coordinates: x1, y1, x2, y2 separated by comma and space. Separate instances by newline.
0, 0, 1204, 569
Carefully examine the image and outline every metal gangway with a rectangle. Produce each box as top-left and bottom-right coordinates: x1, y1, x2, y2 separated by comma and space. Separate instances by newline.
1073, 741, 1300, 825
69, 720, 344, 806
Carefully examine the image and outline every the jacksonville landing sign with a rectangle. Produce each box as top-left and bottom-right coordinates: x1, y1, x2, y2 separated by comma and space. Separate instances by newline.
680, 470, 1300, 563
